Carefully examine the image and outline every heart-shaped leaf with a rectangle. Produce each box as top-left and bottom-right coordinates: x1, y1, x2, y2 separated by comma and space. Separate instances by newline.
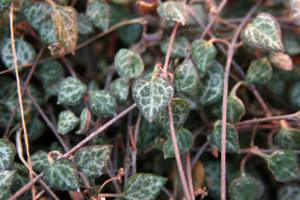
290, 0, 300, 26
10, 163, 30, 198
31, 150, 50, 172
229, 175, 264, 200
124, 173, 167, 200
114, 49, 144, 79
163, 127, 193, 159
23, 2, 53, 30
137, 119, 160, 152
76, 108, 91, 135
275, 121, 300, 150
27, 117, 46, 142
288, 83, 300, 109
132, 77, 174, 122
77, 13, 93, 35
157, 1, 189, 25
38, 60, 64, 86
117, 23, 143, 47
198, 60, 224, 106
58, 77, 87, 105
49, 2, 78, 54
154, 98, 189, 134
267, 150, 299, 182
174, 92, 200, 110
269, 51, 293, 71
174, 60, 200, 94
39, 19, 57, 44
160, 37, 190, 58
110, 77, 130, 101
89, 90, 117, 117
0, 38, 36, 70
86, 0, 110, 31
241, 13, 284, 52
246, 58, 273, 84
57, 110, 80, 135
74, 145, 112, 179
210, 121, 240, 153
192, 39, 217, 76
277, 184, 300, 200
0, 139, 16, 170
43, 158, 79, 191
0, 170, 15, 200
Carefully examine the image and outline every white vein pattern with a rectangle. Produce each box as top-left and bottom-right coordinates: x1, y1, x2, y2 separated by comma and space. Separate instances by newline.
157, 1, 189, 24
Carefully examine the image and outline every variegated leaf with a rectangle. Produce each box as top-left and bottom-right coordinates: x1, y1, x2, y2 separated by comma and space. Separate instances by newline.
0, 139, 16, 170
275, 122, 300, 150
154, 98, 189, 134
192, 39, 217, 76
77, 13, 93, 35
198, 60, 224, 106
163, 127, 193, 158
39, 19, 56, 44
74, 145, 112, 179
0, 170, 15, 200
86, 0, 110, 31
241, 13, 284, 52
114, 49, 144, 79
76, 108, 91, 135
278, 184, 300, 200
210, 121, 240, 153
27, 117, 46, 142
290, 0, 300, 26
137, 119, 160, 152
0, 38, 36, 70
246, 58, 273, 84
160, 37, 190, 58
58, 77, 87, 105
132, 77, 174, 123
37, 60, 64, 85
31, 150, 50, 172
110, 77, 130, 101
89, 90, 117, 117
43, 158, 79, 191
10, 163, 30, 198
157, 1, 189, 25
174, 60, 200, 94
57, 110, 80, 135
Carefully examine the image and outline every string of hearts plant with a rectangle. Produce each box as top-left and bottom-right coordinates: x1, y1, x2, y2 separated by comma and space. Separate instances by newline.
0, 0, 300, 200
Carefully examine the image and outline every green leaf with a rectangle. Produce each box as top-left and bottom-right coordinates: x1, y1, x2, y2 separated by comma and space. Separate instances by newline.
288, 83, 300, 110
267, 150, 299, 182
57, 110, 80, 135
132, 77, 174, 122
198, 60, 224, 106
86, 0, 110, 31
0, 170, 15, 200
163, 127, 193, 159
117, 23, 143, 47
0, 139, 16, 170
174, 60, 200, 94
229, 175, 264, 200
191, 39, 217, 76
38, 60, 64, 85
0, 0, 12, 15
290, 0, 300, 26
76, 108, 91, 135
275, 122, 300, 150
0, 76, 14, 101
278, 184, 300, 200
39, 19, 57, 44
137, 119, 160, 152
10, 163, 30, 198
0, 38, 36, 70
157, 1, 189, 25
74, 145, 112, 179
154, 98, 190, 134
110, 77, 130, 101
43, 158, 79, 191
269, 51, 293, 71
50, 2, 78, 54
114, 49, 144, 79
27, 117, 46, 142
23, 2, 53, 30
88, 79, 100, 91
89, 90, 117, 117
174, 92, 200, 110
210, 122, 240, 153
246, 58, 273, 84
31, 150, 50, 172
241, 13, 284, 52
160, 37, 190, 58
124, 173, 167, 200
77, 13, 93, 35
282, 31, 300, 56
58, 77, 87, 105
